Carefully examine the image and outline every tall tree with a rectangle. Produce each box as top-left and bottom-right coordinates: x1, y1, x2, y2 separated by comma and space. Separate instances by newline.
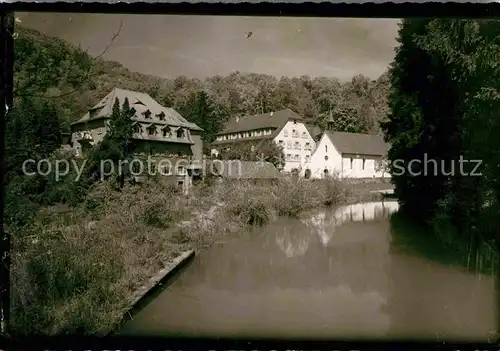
85, 97, 135, 187
382, 18, 500, 244
180, 90, 230, 144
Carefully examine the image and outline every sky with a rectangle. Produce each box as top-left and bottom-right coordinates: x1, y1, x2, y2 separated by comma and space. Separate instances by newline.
17, 13, 400, 81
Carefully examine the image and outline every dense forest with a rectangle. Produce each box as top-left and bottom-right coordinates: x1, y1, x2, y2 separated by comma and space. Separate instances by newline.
383, 19, 500, 254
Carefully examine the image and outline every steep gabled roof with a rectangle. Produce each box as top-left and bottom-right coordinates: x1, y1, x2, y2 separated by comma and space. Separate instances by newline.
325, 131, 389, 156
219, 109, 304, 135
305, 124, 323, 141
209, 160, 280, 179
71, 88, 202, 131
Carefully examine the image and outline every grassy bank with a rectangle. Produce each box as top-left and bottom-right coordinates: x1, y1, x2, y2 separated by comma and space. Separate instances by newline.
11, 176, 385, 335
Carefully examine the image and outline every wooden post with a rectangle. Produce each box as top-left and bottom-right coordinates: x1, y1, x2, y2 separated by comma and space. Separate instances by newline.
0, 10, 14, 336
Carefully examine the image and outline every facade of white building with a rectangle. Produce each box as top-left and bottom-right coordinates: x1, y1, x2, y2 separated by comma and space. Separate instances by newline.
211, 109, 317, 173
302, 115, 391, 179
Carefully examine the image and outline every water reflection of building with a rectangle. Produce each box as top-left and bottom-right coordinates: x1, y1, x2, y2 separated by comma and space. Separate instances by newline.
301, 201, 399, 247
275, 226, 310, 258
177, 201, 400, 295
298, 201, 399, 301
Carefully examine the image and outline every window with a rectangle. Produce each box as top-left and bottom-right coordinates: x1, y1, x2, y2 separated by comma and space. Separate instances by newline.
350, 158, 353, 169
162, 127, 171, 137
294, 142, 300, 150
157, 112, 166, 121
133, 124, 142, 134
292, 129, 298, 138
294, 154, 300, 161
287, 141, 293, 149
325, 155, 329, 161
147, 125, 156, 136
278, 140, 284, 146
362, 158, 366, 170
177, 166, 186, 175
302, 132, 307, 139
176, 128, 185, 139
305, 155, 310, 161
142, 110, 152, 119
287, 154, 292, 160
305, 142, 310, 150
284, 129, 289, 137
324, 169, 329, 177
325, 145, 328, 153
162, 165, 172, 175
177, 180, 184, 188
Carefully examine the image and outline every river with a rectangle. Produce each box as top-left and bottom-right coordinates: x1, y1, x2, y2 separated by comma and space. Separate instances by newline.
120, 200, 497, 341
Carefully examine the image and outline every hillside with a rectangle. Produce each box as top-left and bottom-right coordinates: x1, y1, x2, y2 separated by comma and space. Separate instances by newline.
14, 25, 391, 136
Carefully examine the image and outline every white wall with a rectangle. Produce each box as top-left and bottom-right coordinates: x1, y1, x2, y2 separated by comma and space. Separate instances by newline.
341, 156, 390, 178
303, 133, 391, 179
303, 133, 342, 179
272, 120, 316, 173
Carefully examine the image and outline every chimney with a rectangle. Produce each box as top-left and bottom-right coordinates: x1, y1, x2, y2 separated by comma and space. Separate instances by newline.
235, 116, 240, 123
270, 112, 274, 117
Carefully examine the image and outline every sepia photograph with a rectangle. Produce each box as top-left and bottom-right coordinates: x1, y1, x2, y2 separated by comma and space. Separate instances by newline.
4, 11, 499, 340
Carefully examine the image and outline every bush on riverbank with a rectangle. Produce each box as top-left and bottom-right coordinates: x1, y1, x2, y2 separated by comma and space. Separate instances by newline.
10, 176, 372, 335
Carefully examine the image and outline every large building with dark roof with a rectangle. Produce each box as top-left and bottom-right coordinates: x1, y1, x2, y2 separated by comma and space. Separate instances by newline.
211, 109, 317, 173
70, 87, 204, 160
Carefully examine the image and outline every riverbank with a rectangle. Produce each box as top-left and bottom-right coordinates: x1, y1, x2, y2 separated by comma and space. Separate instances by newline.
10, 177, 392, 335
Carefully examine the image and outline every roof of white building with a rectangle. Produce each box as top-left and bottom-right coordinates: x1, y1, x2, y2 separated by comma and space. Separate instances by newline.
326, 131, 390, 156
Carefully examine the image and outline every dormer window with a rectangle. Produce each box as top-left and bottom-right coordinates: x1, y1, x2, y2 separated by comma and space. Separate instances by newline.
142, 109, 152, 119
176, 128, 185, 139
156, 111, 166, 121
162, 126, 171, 137
147, 125, 156, 136
133, 124, 142, 134
134, 99, 145, 106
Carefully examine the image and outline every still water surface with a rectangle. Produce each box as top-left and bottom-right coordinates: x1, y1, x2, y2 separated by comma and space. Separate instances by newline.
121, 200, 496, 340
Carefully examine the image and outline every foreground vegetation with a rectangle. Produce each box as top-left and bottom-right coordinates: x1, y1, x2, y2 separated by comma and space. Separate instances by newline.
10, 176, 374, 335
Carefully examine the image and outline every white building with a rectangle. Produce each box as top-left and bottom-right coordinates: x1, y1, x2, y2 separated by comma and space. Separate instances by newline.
211, 109, 316, 173
303, 113, 391, 179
